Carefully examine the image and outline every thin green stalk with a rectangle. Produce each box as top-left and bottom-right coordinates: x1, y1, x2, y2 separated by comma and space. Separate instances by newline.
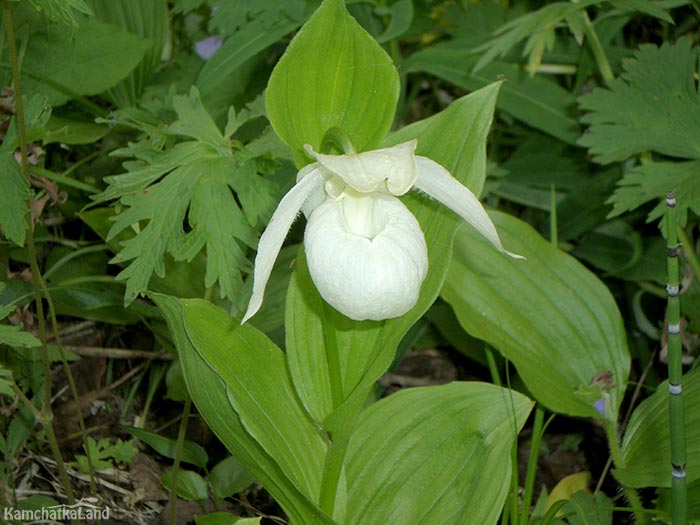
665, 192, 687, 525
318, 303, 346, 517
2, 0, 77, 507
579, 9, 615, 85
602, 418, 647, 524
170, 397, 193, 525
550, 184, 558, 247
3, 0, 97, 502
519, 407, 551, 525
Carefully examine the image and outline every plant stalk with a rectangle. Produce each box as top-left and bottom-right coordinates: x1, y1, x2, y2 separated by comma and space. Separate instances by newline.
580, 9, 615, 85
170, 396, 193, 525
665, 192, 687, 524
3, 0, 101, 503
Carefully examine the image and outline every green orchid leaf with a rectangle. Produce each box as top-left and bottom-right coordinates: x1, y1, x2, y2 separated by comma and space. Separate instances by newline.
442, 212, 630, 419
343, 382, 533, 525
286, 84, 501, 428
266, 0, 399, 161
614, 366, 700, 488
152, 294, 333, 525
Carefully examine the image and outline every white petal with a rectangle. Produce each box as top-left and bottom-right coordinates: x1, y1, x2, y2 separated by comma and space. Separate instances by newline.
304, 194, 428, 321
304, 140, 418, 195
242, 168, 325, 323
414, 156, 523, 259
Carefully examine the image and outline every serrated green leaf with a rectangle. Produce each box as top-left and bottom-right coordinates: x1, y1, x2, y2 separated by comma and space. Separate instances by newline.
266, 0, 399, 161
344, 382, 532, 525
579, 40, 700, 164
0, 152, 30, 247
608, 160, 700, 227
615, 366, 700, 488
0, 367, 15, 397
0, 324, 42, 349
442, 212, 630, 419
99, 89, 276, 305
27, 0, 92, 27
169, 88, 226, 148
472, 0, 599, 73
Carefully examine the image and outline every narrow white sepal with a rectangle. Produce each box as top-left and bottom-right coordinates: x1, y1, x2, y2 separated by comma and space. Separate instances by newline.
414, 156, 524, 259
242, 168, 325, 324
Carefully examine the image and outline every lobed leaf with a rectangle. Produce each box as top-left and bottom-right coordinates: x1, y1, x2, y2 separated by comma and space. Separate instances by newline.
607, 160, 700, 228
579, 40, 700, 164
0, 153, 30, 247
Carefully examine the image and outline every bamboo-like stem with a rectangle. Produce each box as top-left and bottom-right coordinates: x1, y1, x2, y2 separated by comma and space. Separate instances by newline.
665, 192, 688, 524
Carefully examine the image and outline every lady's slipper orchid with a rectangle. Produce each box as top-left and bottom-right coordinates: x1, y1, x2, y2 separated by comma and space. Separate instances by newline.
242, 139, 521, 323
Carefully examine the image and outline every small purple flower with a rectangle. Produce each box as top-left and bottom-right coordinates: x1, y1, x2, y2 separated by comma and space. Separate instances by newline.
195, 36, 223, 60
593, 398, 606, 416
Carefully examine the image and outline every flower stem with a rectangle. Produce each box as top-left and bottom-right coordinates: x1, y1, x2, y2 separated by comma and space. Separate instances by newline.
603, 417, 648, 523
318, 303, 346, 517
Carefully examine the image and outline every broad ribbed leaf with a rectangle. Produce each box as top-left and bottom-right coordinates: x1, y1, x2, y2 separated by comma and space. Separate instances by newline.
265, 0, 399, 161
286, 84, 501, 425
615, 367, 700, 488
152, 294, 333, 525
343, 382, 533, 525
442, 212, 630, 419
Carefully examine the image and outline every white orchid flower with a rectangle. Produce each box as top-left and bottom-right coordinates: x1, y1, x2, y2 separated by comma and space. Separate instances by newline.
242, 139, 521, 323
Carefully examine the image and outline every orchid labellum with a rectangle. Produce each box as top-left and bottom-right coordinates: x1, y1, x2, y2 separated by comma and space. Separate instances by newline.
242, 139, 520, 323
